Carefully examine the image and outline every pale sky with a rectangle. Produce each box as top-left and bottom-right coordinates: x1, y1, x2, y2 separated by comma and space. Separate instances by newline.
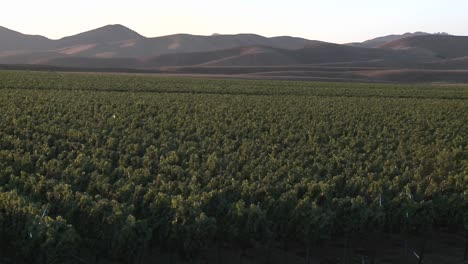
2, 0, 467, 43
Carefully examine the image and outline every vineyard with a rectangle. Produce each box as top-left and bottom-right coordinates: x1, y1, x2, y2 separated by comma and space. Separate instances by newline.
0, 71, 467, 264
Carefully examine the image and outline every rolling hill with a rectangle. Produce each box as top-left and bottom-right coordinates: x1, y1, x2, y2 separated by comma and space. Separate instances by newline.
55, 24, 144, 48
68, 33, 321, 59
423, 56, 468, 70
141, 41, 440, 68
348, 32, 431, 48
39, 42, 439, 69
1, 25, 468, 83
0, 26, 53, 51
381, 35, 468, 59
0, 25, 322, 60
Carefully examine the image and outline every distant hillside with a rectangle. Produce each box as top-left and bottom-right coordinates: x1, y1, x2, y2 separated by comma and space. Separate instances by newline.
40, 42, 442, 69
348, 32, 441, 48
0, 51, 65, 64
145, 42, 439, 67
422, 56, 468, 70
67, 33, 322, 58
381, 35, 468, 59
55, 24, 144, 48
0, 25, 467, 72
0, 26, 53, 51
0, 25, 323, 60
145, 46, 298, 67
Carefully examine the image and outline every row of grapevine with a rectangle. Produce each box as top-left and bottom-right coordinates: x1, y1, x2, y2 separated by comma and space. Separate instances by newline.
0, 71, 466, 263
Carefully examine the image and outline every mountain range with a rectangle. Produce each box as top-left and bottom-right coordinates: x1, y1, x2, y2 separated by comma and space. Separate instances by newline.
0, 25, 322, 61
1, 25, 468, 82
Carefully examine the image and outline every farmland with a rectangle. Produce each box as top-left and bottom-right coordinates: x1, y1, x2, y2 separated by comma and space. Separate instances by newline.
0, 71, 467, 263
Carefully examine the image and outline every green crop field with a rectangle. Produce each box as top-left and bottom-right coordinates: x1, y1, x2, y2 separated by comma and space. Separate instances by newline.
0, 71, 467, 264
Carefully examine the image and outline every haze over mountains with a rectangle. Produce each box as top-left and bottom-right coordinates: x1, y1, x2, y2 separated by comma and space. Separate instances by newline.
1, 24, 468, 82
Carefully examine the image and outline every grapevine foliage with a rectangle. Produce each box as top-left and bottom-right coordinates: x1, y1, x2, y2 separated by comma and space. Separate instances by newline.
0, 71, 466, 262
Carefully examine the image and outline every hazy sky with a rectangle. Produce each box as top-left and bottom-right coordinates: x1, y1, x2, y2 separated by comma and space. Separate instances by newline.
2, 0, 467, 43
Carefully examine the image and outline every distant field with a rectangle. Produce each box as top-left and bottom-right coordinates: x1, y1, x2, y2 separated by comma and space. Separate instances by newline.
0, 71, 467, 264
3, 64, 468, 84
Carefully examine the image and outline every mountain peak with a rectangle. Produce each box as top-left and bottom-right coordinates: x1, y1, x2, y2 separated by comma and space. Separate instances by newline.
99, 24, 133, 31
57, 24, 144, 46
